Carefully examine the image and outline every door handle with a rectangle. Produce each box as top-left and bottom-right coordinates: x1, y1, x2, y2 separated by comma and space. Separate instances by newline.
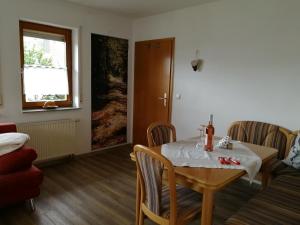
158, 93, 167, 107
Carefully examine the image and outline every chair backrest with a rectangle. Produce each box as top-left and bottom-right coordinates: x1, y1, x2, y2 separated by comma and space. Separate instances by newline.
0, 123, 17, 134
134, 145, 177, 225
147, 122, 176, 147
227, 121, 292, 159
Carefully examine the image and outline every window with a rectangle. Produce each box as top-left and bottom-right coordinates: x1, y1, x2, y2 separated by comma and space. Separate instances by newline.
19, 21, 73, 109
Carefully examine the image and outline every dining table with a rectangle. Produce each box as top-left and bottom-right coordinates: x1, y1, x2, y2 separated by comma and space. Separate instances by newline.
130, 140, 278, 225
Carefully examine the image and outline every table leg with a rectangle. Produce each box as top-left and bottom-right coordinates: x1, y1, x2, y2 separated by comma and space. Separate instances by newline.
261, 157, 277, 189
136, 173, 141, 225
261, 168, 271, 190
201, 189, 214, 225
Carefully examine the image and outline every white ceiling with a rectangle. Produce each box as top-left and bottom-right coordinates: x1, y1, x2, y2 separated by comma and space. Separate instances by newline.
64, 0, 219, 18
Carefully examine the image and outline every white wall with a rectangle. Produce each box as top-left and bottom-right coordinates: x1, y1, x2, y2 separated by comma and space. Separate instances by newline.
0, 0, 133, 154
133, 0, 300, 139
1, 0, 299, 149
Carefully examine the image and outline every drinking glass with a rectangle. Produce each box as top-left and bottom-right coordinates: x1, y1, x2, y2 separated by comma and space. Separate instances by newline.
197, 125, 206, 150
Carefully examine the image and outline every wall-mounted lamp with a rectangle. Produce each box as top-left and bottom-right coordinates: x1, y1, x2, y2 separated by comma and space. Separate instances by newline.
191, 49, 203, 72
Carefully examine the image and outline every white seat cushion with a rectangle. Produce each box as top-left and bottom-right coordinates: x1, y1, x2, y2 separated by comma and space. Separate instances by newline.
0, 132, 30, 156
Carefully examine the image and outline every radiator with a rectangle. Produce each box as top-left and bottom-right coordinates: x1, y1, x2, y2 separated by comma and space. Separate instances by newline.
17, 119, 79, 161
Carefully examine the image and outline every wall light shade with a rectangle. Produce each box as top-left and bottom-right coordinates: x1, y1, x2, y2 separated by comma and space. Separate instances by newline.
191, 49, 203, 72
191, 59, 203, 72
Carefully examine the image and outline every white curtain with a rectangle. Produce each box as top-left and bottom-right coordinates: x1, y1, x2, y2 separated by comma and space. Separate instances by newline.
23, 66, 69, 95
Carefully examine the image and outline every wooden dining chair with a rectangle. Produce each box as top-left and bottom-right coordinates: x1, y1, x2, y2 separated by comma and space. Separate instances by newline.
134, 145, 202, 225
147, 122, 176, 147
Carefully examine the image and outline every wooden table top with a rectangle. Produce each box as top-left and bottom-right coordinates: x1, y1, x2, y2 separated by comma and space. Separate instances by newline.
130, 142, 278, 191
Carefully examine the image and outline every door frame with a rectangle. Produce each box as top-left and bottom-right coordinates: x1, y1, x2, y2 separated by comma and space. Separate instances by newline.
132, 37, 175, 143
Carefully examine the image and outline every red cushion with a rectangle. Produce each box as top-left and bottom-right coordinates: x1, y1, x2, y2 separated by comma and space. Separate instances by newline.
0, 123, 17, 133
0, 147, 37, 174
0, 166, 43, 192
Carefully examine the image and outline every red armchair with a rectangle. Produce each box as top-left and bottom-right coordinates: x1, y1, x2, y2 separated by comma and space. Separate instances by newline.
0, 123, 43, 210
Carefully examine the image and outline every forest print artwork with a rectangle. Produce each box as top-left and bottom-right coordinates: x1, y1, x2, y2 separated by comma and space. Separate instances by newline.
91, 34, 128, 149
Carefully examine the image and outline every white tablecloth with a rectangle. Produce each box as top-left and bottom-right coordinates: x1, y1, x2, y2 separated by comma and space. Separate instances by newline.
161, 137, 262, 182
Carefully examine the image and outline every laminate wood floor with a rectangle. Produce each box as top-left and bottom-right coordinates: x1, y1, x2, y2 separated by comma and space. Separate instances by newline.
0, 146, 260, 225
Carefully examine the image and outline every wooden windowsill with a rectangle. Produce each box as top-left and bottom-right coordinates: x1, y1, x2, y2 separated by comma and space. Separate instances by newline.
22, 106, 81, 113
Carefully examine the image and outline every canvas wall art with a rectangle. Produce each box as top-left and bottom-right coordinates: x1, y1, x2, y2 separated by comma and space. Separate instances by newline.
91, 33, 128, 149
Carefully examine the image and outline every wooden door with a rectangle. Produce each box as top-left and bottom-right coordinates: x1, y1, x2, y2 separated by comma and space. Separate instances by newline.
133, 38, 174, 145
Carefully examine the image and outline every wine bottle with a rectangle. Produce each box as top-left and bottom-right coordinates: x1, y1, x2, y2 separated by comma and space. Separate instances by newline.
205, 114, 215, 151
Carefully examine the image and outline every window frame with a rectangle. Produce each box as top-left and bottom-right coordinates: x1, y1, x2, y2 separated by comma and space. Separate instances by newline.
19, 21, 73, 109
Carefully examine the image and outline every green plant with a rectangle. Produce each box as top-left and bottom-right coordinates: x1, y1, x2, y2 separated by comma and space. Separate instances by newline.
24, 46, 53, 66
41, 94, 66, 101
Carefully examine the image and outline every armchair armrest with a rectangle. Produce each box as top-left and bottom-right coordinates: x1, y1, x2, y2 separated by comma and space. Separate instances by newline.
0, 146, 37, 175
0, 123, 17, 133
